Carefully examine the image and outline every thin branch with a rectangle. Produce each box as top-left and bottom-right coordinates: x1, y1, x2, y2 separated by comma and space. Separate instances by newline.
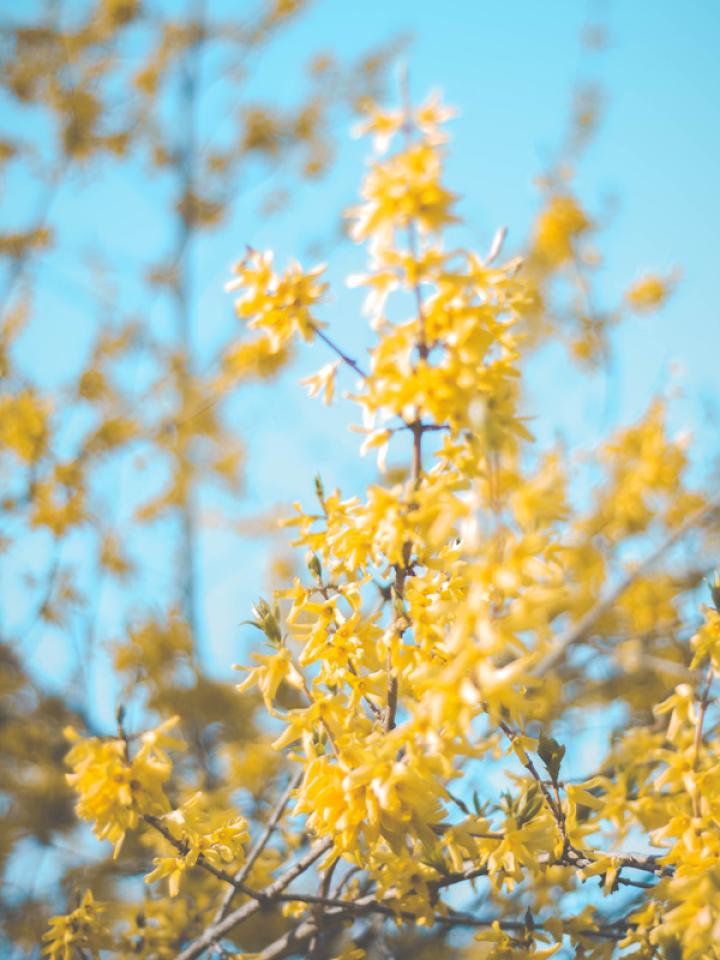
384, 546, 411, 733
306, 856, 338, 958
0, 162, 68, 321
498, 718, 572, 852
311, 324, 369, 381
251, 888, 632, 960
691, 661, 715, 817
143, 814, 256, 896
171, 0, 207, 649
331, 864, 361, 899
175, 838, 332, 960
496, 720, 671, 879
212, 767, 304, 922
383, 660, 398, 733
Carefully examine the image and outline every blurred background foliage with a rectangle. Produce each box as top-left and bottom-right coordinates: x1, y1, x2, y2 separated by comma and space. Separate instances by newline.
0, 0, 717, 956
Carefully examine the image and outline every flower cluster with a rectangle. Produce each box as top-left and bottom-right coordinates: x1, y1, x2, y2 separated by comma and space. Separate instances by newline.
64, 717, 181, 856
53, 88, 716, 960
43, 890, 107, 960
225, 249, 328, 352
145, 792, 249, 897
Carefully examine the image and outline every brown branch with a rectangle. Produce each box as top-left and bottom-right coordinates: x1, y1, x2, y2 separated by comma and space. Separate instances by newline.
399, 65, 428, 366
331, 864, 361, 898
496, 720, 671, 881
383, 668, 398, 734
384, 545, 412, 733
175, 838, 332, 960
143, 814, 256, 896
306, 856, 339, 958
212, 767, 304, 923
497, 719, 571, 849
311, 324, 369, 381
170, 0, 207, 649
691, 662, 715, 817
0, 161, 68, 321
251, 887, 632, 960
176, 830, 661, 960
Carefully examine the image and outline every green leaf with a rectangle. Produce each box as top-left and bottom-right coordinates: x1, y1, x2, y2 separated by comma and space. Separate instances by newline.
537, 733, 566, 784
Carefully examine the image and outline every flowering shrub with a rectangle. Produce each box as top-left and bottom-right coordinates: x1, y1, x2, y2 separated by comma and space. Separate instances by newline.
42, 91, 720, 960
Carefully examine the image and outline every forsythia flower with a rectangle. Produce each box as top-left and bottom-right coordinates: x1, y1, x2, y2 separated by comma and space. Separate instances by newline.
625, 272, 674, 312
0, 388, 50, 462
352, 104, 404, 153
690, 606, 720, 669
348, 142, 458, 249
225, 249, 327, 351
235, 645, 306, 710
294, 741, 449, 856
64, 716, 182, 856
532, 193, 590, 266
38, 82, 719, 960
43, 890, 107, 960
300, 359, 341, 404
220, 333, 291, 382
145, 792, 249, 896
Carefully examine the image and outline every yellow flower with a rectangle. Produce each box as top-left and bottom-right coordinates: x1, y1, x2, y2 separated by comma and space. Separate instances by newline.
625, 272, 675, 312
0, 389, 50, 463
348, 143, 458, 249
145, 792, 249, 896
64, 717, 181, 856
300, 360, 341, 405
226, 249, 327, 351
235, 646, 305, 710
533, 193, 590, 266
43, 890, 106, 960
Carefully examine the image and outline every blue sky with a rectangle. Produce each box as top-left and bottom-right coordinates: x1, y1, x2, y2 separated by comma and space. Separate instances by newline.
3, 0, 720, 729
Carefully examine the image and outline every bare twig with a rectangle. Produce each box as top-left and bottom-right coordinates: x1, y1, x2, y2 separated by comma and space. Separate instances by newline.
0, 162, 68, 322
311, 324, 369, 381
691, 662, 716, 816
250, 887, 632, 960
213, 767, 304, 922
175, 838, 332, 960
175, 830, 664, 960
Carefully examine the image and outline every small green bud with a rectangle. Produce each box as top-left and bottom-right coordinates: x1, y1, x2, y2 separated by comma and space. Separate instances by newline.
538, 733, 566, 784
242, 596, 283, 647
516, 782, 544, 826
308, 553, 322, 582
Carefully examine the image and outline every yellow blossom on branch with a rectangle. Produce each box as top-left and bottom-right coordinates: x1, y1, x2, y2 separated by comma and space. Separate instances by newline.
64, 716, 182, 856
